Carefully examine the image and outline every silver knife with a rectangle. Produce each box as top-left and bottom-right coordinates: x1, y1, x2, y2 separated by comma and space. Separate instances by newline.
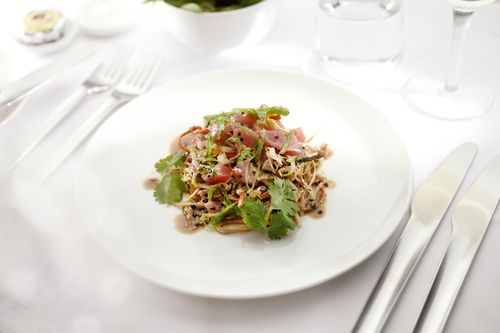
352, 142, 478, 333
0, 47, 94, 124
414, 154, 500, 333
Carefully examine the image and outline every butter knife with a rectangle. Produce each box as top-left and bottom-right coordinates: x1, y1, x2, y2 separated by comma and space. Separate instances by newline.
352, 142, 478, 333
0, 47, 94, 125
414, 154, 500, 333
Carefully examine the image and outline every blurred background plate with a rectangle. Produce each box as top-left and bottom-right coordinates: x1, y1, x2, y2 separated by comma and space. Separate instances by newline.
74, 70, 413, 299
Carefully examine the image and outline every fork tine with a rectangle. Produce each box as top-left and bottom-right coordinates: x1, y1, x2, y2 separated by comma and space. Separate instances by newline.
107, 47, 133, 80
139, 55, 162, 89
101, 49, 121, 78
122, 54, 143, 85
127, 53, 152, 86
132, 54, 156, 87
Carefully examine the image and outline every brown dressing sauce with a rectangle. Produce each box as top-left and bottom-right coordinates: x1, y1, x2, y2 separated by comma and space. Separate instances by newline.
143, 174, 161, 190
144, 137, 184, 191
308, 193, 330, 219
309, 206, 327, 219
174, 214, 201, 234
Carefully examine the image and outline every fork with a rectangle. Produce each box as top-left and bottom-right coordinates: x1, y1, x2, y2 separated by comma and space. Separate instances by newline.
32, 52, 163, 185
0, 48, 133, 179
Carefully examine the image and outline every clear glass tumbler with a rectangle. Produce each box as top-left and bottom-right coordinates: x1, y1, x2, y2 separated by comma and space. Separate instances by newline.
314, 0, 404, 81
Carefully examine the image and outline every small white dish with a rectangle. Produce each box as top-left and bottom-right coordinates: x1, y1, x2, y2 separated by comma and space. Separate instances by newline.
76, 0, 138, 37
74, 70, 413, 299
153, 0, 280, 54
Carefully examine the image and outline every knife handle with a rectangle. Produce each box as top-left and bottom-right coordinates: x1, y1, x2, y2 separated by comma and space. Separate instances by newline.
413, 229, 480, 333
32, 96, 122, 184
0, 48, 94, 108
1, 86, 89, 176
353, 215, 436, 333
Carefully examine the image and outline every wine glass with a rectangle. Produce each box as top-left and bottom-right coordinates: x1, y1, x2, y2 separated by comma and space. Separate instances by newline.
403, 0, 496, 120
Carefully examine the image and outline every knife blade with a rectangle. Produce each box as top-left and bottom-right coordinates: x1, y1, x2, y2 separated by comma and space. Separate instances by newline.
414, 154, 500, 333
0, 47, 94, 124
352, 142, 478, 333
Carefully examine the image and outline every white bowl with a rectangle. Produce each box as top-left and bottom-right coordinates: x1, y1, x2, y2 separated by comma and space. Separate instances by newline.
155, 0, 280, 54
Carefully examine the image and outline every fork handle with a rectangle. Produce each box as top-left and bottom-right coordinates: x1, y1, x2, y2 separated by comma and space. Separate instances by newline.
32, 96, 125, 185
1, 86, 90, 179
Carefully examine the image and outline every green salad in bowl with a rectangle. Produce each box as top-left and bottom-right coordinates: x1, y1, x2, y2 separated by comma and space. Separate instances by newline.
147, 0, 278, 53
145, 0, 264, 12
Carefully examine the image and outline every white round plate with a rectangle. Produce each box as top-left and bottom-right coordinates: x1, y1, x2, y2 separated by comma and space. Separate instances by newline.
75, 70, 413, 299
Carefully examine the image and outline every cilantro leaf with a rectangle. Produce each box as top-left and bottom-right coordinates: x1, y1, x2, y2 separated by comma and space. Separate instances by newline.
267, 211, 296, 240
268, 178, 299, 218
241, 198, 267, 232
155, 151, 185, 173
154, 172, 186, 204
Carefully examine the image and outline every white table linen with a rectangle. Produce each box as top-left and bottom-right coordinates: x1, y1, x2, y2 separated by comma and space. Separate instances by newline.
1, 0, 499, 332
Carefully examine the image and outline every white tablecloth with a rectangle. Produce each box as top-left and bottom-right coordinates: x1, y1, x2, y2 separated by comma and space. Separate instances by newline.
1, 0, 500, 332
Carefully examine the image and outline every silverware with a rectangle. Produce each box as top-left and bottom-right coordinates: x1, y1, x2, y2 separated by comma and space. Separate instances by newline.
414, 154, 500, 333
32, 52, 163, 184
0, 48, 133, 180
0, 47, 94, 125
352, 142, 478, 333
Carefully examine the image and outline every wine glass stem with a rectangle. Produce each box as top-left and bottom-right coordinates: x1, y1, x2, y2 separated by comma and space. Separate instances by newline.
444, 9, 474, 93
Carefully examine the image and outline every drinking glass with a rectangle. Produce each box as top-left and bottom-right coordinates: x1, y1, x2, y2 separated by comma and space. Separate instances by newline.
314, 0, 404, 83
403, 0, 496, 120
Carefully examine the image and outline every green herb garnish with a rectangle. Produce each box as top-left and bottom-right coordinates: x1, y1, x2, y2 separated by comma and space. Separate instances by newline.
150, 105, 332, 240
204, 105, 289, 127
154, 151, 187, 204
206, 131, 214, 157
154, 172, 187, 204
268, 178, 300, 218
241, 198, 267, 232
267, 211, 296, 240
238, 178, 300, 239
155, 151, 185, 173
145, 0, 263, 12
201, 202, 240, 225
